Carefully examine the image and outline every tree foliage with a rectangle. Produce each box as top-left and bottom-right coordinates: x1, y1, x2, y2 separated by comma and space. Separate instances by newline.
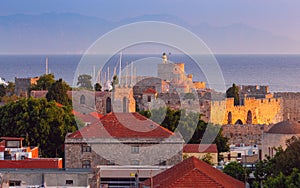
226, 83, 240, 105
262, 168, 300, 188
223, 161, 249, 182
77, 74, 93, 90
0, 82, 17, 102
94, 83, 102, 91
46, 79, 71, 106
139, 108, 229, 152
0, 98, 77, 157
111, 75, 118, 91
30, 74, 55, 91
201, 153, 214, 165
254, 137, 300, 187
0, 85, 5, 97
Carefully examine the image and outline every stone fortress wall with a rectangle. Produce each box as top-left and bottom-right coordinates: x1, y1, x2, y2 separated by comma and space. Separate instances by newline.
274, 92, 300, 122
211, 96, 283, 125
26, 54, 299, 126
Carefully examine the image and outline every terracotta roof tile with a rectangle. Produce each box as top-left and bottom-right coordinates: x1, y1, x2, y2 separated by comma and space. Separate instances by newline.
141, 156, 244, 188
183, 144, 218, 153
68, 112, 175, 139
89, 111, 103, 119
143, 88, 157, 94
0, 158, 62, 169
0, 137, 24, 141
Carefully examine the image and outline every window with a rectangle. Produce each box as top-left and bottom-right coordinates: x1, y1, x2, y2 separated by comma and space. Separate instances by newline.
66, 180, 73, 185
80, 95, 85, 104
159, 160, 166, 166
82, 160, 91, 168
82, 145, 91, 153
131, 160, 139, 165
9, 181, 21, 186
107, 160, 115, 165
6, 140, 20, 148
131, 146, 139, 154
147, 96, 151, 102
106, 97, 112, 113
237, 153, 242, 158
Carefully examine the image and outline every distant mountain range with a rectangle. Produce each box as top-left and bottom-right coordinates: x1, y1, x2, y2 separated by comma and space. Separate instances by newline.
0, 13, 299, 54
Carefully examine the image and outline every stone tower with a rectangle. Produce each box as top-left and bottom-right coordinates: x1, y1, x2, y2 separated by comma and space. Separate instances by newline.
112, 86, 136, 113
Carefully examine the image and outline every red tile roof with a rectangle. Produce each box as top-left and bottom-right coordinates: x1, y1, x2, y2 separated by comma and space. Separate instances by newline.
72, 110, 100, 124
183, 144, 218, 153
68, 112, 175, 139
143, 88, 157, 94
89, 111, 103, 119
141, 156, 244, 188
0, 137, 24, 141
0, 158, 62, 169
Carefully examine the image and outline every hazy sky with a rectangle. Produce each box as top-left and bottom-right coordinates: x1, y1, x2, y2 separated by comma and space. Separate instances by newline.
1, 0, 300, 41
1, 0, 300, 54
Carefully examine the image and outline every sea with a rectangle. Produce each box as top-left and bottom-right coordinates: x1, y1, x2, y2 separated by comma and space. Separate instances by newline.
0, 54, 300, 92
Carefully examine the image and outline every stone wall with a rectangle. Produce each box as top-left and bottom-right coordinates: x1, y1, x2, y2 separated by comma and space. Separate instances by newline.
15, 77, 39, 97
262, 133, 300, 159
275, 92, 300, 121
211, 97, 283, 125
65, 138, 183, 168
222, 124, 272, 145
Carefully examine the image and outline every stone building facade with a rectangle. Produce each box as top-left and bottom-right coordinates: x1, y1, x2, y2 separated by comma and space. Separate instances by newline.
275, 92, 300, 121
15, 77, 39, 97
65, 112, 184, 168
65, 112, 184, 187
72, 86, 136, 115
262, 120, 300, 159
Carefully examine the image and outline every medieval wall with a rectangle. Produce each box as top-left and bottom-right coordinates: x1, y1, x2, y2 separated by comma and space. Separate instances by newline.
210, 97, 283, 125
222, 124, 272, 146
274, 92, 300, 121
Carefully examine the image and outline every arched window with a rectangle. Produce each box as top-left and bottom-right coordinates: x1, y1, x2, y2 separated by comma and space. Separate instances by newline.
228, 112, 232, 124
246, 110, 252, 124
235, 119, 243, 125
106, 97, 112, 113
123, 97, 128, 113
80, 95, 85, 104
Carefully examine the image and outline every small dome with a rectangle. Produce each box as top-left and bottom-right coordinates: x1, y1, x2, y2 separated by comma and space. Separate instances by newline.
266, 121, 300, 134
